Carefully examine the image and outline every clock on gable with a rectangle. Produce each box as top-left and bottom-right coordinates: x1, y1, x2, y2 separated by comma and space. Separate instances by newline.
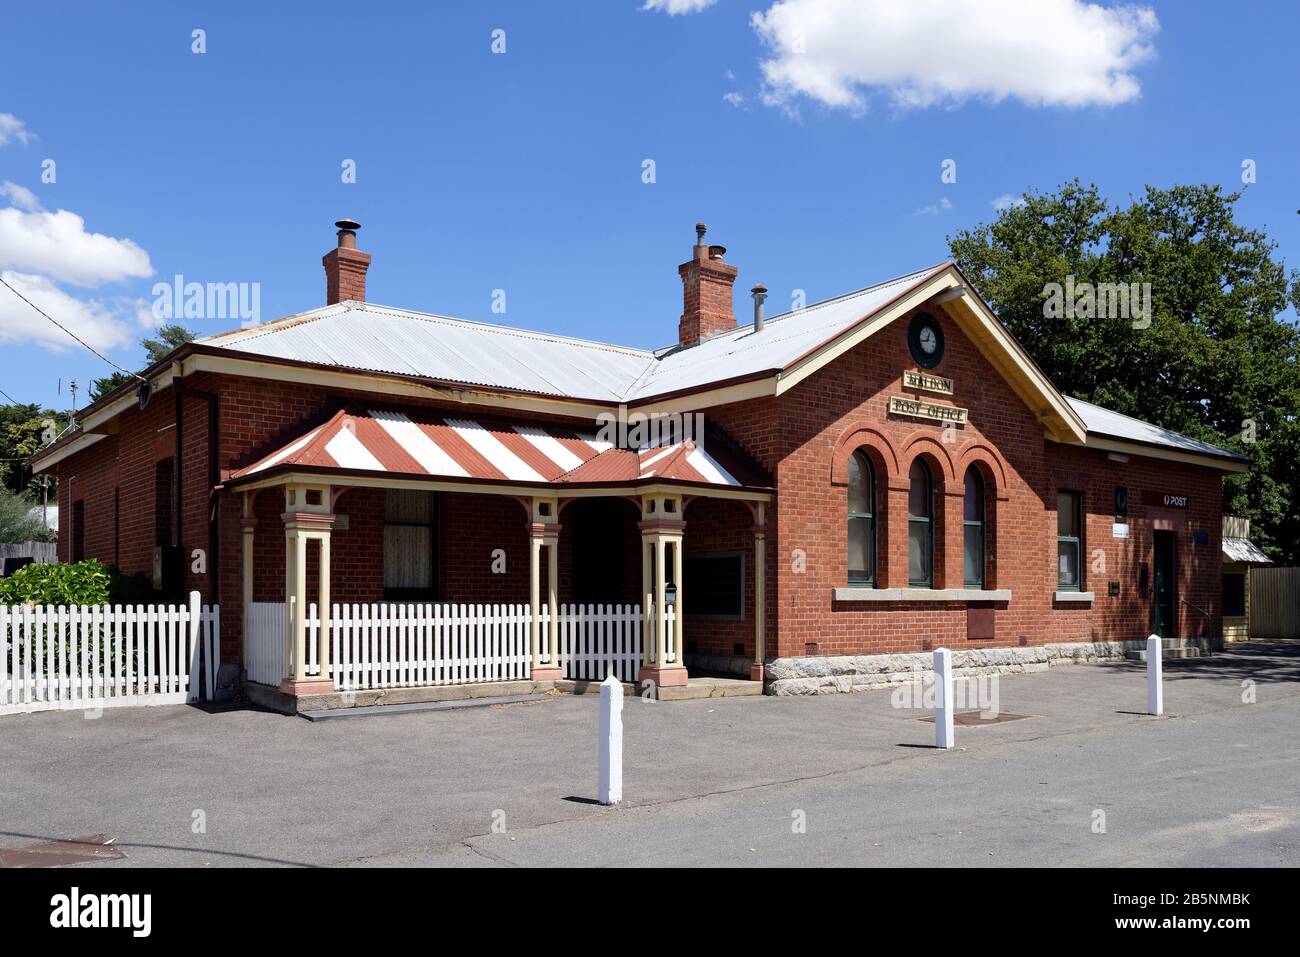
907, 312, 945, 369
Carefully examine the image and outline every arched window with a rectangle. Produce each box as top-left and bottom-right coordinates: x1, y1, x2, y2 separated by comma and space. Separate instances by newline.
847, 451, 876, 586
908, 458, 933, 587
963, 466, 985, 588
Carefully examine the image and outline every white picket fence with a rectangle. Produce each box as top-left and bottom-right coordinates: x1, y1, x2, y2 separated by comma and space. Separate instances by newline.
245, 601, 665, 689
0, 592, 220, 716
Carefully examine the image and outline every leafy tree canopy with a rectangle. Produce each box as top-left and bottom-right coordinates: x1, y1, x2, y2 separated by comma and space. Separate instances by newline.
949, 181, 1300, 562
90, 324, 196, 401
0, 403, 67, 495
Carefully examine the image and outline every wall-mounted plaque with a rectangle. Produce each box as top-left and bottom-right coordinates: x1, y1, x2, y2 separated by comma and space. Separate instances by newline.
888, 395, 969, 425
902, 370, 954, 395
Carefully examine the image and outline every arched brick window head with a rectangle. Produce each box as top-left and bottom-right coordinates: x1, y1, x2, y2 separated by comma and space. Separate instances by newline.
908, 458, 933, 587
847, 451, 876, 586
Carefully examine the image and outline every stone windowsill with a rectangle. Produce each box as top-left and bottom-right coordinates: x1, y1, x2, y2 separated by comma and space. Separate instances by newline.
1054, 590, 1095, 603
832, 587, 1012, 603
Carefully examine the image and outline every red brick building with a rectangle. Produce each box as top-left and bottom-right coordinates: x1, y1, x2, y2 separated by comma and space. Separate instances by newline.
32, 221, 1247, 700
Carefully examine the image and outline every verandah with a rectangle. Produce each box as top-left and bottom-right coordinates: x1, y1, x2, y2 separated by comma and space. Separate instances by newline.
235, 477, 769, 696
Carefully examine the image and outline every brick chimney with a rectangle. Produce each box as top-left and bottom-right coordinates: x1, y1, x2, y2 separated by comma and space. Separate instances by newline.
677, 223, 737, 347
323, 218, 371, 304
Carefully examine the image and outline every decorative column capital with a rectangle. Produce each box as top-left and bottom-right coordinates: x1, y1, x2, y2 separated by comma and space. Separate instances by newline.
281, 511, 337, 533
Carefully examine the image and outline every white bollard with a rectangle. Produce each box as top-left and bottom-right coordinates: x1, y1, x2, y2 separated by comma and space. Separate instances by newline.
598, 673, 624, 805
1146, 633, 1163, 716
933, 647, 955, 750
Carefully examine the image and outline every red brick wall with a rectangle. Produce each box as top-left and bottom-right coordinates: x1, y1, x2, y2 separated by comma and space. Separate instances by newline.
708, 303, 1225, 659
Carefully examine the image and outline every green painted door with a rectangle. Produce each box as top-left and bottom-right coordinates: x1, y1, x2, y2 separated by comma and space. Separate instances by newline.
1153, 531, 1176, 639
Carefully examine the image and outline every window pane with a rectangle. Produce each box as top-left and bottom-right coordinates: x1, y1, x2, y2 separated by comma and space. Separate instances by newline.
909, 460, 931, 518
847, 453, 872, 515
964, 468, 983, 521
964, 524, 984, 588
848, 517, 873, 583
1057, 541, 1079, 587
909, 519, 932, 585
1057, 491, 1079, 537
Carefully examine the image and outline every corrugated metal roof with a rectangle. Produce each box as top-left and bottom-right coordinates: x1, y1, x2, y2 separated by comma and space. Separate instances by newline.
1065, 397, 1246, 462
1223, 537, 1272, 564
231, 406, 767, 489
200, 266, 1248, 466
203, 304, 654, 402
200, 264, 946, 404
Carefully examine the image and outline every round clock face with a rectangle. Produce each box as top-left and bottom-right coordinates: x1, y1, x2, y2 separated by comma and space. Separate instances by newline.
908, 313, 944, 368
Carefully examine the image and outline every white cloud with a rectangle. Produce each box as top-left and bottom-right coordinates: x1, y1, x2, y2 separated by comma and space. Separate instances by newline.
0, 181, 41, 212
992, 193, 1028, 211
0, 113, 35, 147
642, 0, 719, 14
752, 0, 1159, 113
915, 196, 953, 216
0, 205, 153, 287
0, 271, 142, 353
723, 91, 748, 109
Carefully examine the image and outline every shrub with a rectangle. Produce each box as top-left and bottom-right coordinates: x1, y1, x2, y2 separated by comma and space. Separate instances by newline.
0, 559, 113, 606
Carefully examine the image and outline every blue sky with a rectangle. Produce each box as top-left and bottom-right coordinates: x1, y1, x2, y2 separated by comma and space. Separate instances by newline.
1, 0, 1296, 410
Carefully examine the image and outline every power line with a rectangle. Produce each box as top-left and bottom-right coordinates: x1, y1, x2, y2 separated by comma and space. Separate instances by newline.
0, 386, 21, 405
0, 273, 145, 382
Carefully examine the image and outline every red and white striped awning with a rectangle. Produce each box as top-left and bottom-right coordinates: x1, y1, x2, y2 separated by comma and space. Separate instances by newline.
230, 407, 767, 490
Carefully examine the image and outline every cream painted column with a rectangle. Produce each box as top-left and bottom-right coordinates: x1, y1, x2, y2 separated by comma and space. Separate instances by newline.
280, 483, 338, 696
318, 533, 331, 678
527, 497, 563, 680
529, 534, 542, 670
654, 535, 667, 668
294, 530, 309, 680
637, 493, 688, 687
241, 493, 256, 675
671, 537, 684, 665
751, 502, 767, 682
284, 526, 298, 680
641, 539, 654, 668
546, 535, 559, 667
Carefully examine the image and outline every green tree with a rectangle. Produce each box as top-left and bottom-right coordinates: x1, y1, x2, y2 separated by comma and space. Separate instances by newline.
949, 181, 1300, 562
91, 323, 196, 400
0, 486, 48, 543
0, 403, 66, 494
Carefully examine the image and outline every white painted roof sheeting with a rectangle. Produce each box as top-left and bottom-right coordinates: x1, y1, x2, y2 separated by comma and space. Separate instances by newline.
1223, 537, 1272, 564
1066, 397, 1245, 462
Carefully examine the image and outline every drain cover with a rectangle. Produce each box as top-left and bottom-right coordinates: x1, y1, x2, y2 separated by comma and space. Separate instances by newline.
0, 834, 125, 868
919, 710, 1032, 726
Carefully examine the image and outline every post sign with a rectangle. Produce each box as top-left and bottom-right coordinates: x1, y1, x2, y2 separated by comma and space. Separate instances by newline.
902, 370, 954, 395
1142, 491, 1189, 509
888, 396, 968, 425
